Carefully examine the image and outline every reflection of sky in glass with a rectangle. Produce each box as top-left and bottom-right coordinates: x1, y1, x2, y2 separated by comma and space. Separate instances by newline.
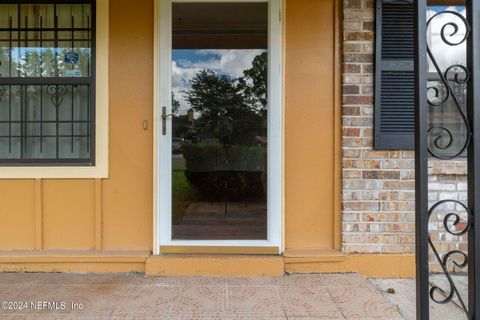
427, 6, 468, 158
172, 49, 265, 115
427, 6, 466, 72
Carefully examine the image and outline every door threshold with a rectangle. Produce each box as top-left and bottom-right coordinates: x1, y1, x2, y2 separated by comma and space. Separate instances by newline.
159, 246, 280, 255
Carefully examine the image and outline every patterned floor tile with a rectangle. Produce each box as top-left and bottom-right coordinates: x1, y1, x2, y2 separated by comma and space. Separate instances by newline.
288, 317, 345, 320
227, 287, 285, 317
179, 277, 227, 286
227, 315, 286, 320
2, 286, 106, 316
106, 286, 178, 314
278, 286, 343, 318
346, 317, 404, 320
226, 276, 279, 287
171, 286, 226, 315
0, 273, 404, 319
328, 286, 401, 318
108, 312, 173, 319
48, 273, 133, 286
0, 316, 109, 320
287, 273, 370, 288
167, 314, 225, 320
8, 273, 182, 287
0, 284, 34, 301
3, 285, 178, 316
0, 273, 48, 286
226, 274, 369, 288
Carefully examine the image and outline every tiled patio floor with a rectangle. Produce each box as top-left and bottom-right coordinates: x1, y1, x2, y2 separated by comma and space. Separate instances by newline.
0, 273, 402, 319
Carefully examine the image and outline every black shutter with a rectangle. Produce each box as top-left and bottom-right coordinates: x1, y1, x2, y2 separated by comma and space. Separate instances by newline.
374, 0, 415, 149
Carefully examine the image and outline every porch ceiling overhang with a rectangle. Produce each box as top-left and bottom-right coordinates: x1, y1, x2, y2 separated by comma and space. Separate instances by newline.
172, 2, 268, 49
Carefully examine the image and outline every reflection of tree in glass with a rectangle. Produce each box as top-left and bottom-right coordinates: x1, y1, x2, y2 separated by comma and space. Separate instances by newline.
238, 52, 267, 117
0, 48, 17, 77
0, 49, 9, 76
172, 91, 181, 114
13, 48, 90, 77
183, 53, 267, 145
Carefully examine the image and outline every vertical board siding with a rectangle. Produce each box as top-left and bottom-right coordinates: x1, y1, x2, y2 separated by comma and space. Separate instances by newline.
0, 0, 339, 254
0, 180, 36, 249
42, 180, 96, 249
94, 179, 103, 250
0, 0, 154, 253
34, 179, 42, 250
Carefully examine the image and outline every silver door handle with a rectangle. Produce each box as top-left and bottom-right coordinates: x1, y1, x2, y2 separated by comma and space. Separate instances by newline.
161, 106, 173, 136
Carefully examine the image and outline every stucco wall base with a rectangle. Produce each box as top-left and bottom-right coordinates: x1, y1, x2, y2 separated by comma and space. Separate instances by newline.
285, 253, 415, 278
0, 252, 414, 278
0, 250, 148, 273
145, 255, 285, 276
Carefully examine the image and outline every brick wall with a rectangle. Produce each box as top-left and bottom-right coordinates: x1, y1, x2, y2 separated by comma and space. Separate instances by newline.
342, 0, 467, 268
428, 161, 468, 271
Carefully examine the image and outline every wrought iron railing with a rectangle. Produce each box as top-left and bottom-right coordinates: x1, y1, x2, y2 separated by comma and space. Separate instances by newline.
416, 1, 480, 319
426, 8, 471, 315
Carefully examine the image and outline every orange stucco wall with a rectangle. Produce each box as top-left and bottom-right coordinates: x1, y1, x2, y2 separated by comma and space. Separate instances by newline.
0, 0, 339, 255
0, 0, 154, 251
103, 0, 154, 250
284, 0, 338, 251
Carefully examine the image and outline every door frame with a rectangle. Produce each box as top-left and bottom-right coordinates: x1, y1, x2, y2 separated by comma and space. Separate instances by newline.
153, 0, 284, 254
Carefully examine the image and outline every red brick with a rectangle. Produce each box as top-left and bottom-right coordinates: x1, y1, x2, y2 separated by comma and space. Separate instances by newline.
345, 31, 374, 41
344, 53, 374, 63
343, 106, 361, 116
363, 0, 375, 9
343, 95, 373, 105
343, 85, 360, 95
344, 43, 363, 53
343, 128, 361, 137
363, 21, 374, 30
343, 63, 361, 73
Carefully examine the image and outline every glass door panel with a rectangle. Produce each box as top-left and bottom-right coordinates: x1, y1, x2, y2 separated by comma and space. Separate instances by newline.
171, 2, 268, 240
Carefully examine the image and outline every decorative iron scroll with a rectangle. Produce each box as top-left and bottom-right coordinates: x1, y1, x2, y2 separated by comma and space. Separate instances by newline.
0, 85, 5, 102
428, 200, 472, 314
426, 9, 472, 317
46, 85, 68, 108
427, 10, 472, 160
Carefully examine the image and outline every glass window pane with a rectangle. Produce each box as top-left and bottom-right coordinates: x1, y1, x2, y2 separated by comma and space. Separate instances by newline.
0, 84, 91, 161
0, 3, 92, 78
0, 2, 94, 165
427, 5, 467, 158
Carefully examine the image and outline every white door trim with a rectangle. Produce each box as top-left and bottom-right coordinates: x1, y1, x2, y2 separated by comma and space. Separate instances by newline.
154, 0, 283, 254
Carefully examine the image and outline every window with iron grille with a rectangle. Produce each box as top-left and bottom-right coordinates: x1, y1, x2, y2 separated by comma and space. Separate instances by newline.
0, 1, 95, 165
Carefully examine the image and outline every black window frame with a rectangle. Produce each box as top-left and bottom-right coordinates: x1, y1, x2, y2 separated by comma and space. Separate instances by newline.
0, 0, 96, 166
